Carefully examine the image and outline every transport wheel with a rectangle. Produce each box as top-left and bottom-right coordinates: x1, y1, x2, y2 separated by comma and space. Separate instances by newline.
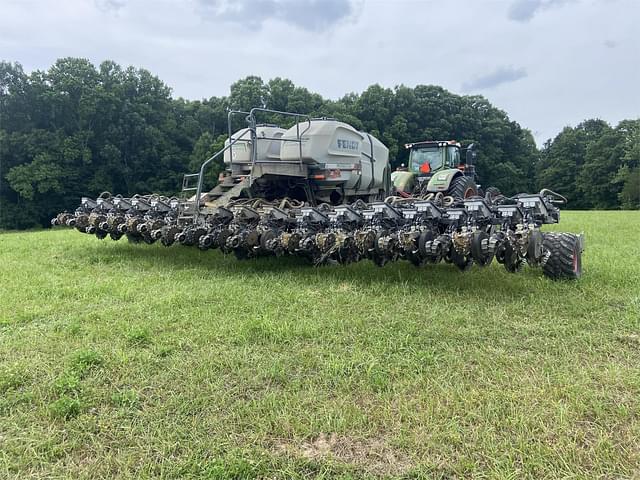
448, 176, 478, 200
542, 233, 583, 280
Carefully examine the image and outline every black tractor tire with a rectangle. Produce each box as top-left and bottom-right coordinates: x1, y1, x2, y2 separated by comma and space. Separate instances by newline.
484, 186, 502, 203
448, 175, 478, 200
542, 233, 583, 280
485, 186, 500, 196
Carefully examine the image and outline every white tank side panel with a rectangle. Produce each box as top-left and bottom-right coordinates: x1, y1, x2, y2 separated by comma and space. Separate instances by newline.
266, 131, 284, 159
278, 119, 390, 193
224, 140, 251, 164
280, 120, 365, 164
328, 126, 364, 158
223, 126, 286, 164
372, 136, 390, 189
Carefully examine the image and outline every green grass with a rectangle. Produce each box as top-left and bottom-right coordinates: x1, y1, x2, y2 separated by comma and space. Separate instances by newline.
1, 211, 639, 479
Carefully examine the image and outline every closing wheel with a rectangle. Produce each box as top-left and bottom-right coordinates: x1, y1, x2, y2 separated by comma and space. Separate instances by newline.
126, 233, 143, 244
286, 233, 301, 253
142, 232, 155, 245
417, 230, 435, 257
218, 229, 233, 254
451, 250, 473, 271
198, 233, 214, 250
233, 247, 250, 260
259, 230, 277, 251
471, 231, 493, 267
407, 252, 423, 267
430, 234, 451, 264
160, 226, 181, 247
503, 242, 523, 273
542, 233, 583, 280
372, 231, 390, 267
526, 230, 544, 265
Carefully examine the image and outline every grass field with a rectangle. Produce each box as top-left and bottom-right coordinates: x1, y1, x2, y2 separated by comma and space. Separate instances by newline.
1, 211, 639, 479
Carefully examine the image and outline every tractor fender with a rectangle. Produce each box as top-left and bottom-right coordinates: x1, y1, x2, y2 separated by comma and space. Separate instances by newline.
391, 170, 415, 193
425, 169, 463, 193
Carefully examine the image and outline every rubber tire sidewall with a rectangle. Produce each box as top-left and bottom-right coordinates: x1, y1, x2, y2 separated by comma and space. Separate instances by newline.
448, 175, 478, 201
542, 233, 582, 280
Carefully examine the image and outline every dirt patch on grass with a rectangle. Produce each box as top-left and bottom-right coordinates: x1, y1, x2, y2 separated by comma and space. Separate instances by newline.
274, 433, 413, 476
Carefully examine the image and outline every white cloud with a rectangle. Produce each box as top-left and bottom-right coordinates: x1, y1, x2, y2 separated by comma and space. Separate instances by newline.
507, 0, 568, 22
462, 66, 528, 92
0, 0, 638, 144
196, 0, 357, 32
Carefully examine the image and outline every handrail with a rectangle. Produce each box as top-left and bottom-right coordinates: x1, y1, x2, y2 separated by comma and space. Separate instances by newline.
247, 107, 312, 140
246, 107, 312, 183
227, 110, 250, 171
193, 127, 253, 218
192, 107, 314, 221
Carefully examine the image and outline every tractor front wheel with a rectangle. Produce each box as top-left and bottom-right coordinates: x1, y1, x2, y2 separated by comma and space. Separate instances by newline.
448, 175, 478, 200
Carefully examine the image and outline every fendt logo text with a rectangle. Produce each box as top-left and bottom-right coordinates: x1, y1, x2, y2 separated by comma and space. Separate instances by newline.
337, 139, 359, 150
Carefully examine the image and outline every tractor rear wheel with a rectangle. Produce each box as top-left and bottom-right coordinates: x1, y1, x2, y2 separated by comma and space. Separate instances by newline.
448, 175, 478, 200
542, 233, 583, 280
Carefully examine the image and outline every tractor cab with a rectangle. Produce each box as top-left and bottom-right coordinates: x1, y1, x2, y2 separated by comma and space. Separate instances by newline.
392, 140, 477, 196
408, 141, 463, 176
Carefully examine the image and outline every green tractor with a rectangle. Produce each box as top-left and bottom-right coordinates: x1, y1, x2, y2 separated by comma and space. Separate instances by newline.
391, 140, 498, 200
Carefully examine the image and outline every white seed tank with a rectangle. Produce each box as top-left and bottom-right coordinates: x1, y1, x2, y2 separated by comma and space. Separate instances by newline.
279, 119, 389, 196
224, 125, 286, 174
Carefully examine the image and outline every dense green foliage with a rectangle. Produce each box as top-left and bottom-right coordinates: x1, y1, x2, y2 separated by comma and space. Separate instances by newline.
1, 58, 638, 229
1, 212, 640, 477
537, 119, 640, 209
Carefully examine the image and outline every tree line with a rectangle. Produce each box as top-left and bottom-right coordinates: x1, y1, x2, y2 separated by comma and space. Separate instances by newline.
1, 58, 638, 229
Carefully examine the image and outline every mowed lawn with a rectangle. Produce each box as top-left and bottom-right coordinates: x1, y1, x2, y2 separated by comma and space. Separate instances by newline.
1, 211, 639, 479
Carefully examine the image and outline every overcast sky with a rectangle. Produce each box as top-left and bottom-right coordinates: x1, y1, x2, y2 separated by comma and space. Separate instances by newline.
2, 0, 639, 143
